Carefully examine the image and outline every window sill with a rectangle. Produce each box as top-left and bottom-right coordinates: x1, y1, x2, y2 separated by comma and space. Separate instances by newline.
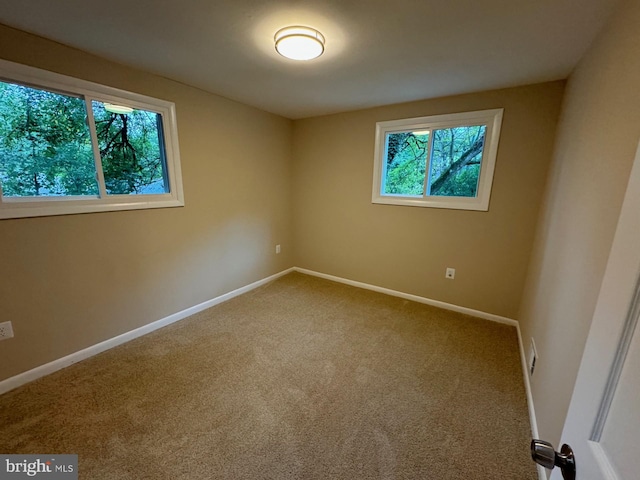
372, 194, 490, 211
0, 196, 185, 220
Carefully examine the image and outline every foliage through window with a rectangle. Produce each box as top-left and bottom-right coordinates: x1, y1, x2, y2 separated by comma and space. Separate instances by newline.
0, 59, 183, 219
91, 100, 169, 195
0, 83, 97, 197
372, 109, 503, 211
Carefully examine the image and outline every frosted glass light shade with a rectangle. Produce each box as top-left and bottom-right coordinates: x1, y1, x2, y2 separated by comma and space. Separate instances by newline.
274, 26, 325, 61
104, 103, 134, 114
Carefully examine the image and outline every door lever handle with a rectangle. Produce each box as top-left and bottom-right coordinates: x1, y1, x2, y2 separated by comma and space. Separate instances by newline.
531, 439, 576, 480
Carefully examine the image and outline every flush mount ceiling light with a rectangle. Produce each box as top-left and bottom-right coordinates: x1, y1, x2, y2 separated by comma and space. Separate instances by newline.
274, 26, 325, 61
104, 103, 134, 114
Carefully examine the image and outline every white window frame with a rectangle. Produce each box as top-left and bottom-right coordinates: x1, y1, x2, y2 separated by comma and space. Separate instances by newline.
372, 108, 503, 211
0, 59, 184, 220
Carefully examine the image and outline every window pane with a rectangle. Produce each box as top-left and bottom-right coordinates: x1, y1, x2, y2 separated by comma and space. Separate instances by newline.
0, 82, 97, 197
383, 131, 429, 195
92, 101, 169, 195
428, 125, 486, 197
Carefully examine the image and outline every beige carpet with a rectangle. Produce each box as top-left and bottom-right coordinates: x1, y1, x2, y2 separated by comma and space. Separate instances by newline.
0, 272, 537, 479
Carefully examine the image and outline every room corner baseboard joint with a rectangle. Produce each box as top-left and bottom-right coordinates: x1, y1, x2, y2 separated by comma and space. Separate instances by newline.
0, 263, 542, 473
294, 266, 544, 479
0, 267, 295, 396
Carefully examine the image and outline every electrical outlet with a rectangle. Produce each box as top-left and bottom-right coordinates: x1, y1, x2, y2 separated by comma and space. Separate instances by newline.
529, 338, 538, 376
445, 267, 455, 279
275, 244, 281, 254
0, 321, 14, 340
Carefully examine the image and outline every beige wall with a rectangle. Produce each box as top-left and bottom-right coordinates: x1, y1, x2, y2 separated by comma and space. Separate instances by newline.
291, 83, 565, 318
518, 0, 640, 445
4, 6, 635, 452
0, 25, 294, 381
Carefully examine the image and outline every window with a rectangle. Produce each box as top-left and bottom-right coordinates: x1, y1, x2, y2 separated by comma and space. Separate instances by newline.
0, 59, 183, 220
372, 109, 503, 211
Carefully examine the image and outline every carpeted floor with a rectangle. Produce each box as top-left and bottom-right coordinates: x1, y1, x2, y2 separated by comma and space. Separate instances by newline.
0, 272, 537, 479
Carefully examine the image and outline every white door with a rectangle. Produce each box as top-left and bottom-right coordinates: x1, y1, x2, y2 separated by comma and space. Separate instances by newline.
550, 140, 640, 479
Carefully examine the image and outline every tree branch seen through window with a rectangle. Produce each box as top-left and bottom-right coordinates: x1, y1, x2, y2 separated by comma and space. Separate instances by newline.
373, 109, 502, 211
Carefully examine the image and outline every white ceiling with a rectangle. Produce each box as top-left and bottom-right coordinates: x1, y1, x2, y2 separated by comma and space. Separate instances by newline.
0, 0, 619, 119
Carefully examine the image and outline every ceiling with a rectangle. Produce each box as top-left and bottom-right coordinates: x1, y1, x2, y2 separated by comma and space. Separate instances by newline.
0, 0, 619, 119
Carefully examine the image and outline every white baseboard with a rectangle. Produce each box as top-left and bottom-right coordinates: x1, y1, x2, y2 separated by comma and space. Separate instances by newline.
515, 323, 546, 480
294, 267, 544, 478
0, 267, 295, 396
1, 264, 542, 478
294, 267, 518, 326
